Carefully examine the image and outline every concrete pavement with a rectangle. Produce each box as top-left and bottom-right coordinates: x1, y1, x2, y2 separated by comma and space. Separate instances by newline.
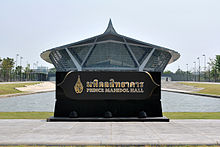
161, 81, 220, 98
0, 81, 55, 98
0, 119, 220, 145
15, 81, 55, 93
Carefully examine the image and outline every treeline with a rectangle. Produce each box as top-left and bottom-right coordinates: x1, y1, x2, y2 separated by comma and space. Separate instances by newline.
0, 57, 54, 82
1, 55, 219, 82
163, 55, 220, 82
0, 57, 35, 82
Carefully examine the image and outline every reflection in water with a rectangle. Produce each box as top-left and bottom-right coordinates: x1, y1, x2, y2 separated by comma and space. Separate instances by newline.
0, 91, 219, 112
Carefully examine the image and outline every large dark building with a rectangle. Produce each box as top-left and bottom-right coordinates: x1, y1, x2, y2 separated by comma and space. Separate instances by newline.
41, 20, 180, 71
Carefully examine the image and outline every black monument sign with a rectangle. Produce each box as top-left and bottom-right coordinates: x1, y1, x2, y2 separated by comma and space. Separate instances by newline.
48, 71, 169, 121
58, 71, 159, 100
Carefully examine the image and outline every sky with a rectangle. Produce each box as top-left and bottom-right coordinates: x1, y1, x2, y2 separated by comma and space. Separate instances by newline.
0, 0, 219, 72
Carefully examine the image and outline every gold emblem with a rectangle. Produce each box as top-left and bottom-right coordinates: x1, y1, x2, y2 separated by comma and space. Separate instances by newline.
74, 75, 83, 94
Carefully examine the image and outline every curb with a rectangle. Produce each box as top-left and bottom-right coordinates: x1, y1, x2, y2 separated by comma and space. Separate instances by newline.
162, 88, 220, 98
0, 90, 55, 98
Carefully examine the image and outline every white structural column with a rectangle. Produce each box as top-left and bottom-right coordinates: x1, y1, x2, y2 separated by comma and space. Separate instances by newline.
139, 48, 156, 71
123, 37, 140, 67
65, 48, 82, 71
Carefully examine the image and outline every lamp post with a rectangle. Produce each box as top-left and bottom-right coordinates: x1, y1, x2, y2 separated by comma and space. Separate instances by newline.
20, 56, 23, 81
26, 61, 29, 81
203, 54, 206, 81
197, 57, 200, 82
15, 54, 19, 81
33, 63, 36, 81
193, 61, 196, 81
208, 65, 211, 82
36, 61, 39, 81
186, 64, 188, 81
36, 61, 38, 68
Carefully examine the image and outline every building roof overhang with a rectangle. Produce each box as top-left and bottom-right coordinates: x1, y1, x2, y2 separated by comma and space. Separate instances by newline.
41, 19, 180, 65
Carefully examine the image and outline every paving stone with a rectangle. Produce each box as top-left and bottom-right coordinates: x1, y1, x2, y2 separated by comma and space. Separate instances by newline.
0, 119, 220, 145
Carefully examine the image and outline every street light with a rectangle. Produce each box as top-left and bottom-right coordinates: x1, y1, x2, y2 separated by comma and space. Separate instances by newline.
33, 63, 36, 81
208, 65, 211, 82
193, 61, 196, 81
16, 54, 19, 68
36, 61, 39, 81
202, 54, 206, 71
203, 54, 206, 81
15, 54, 19, 81
197, 57, 200, 82
26, 61, 29, 81
20, 56, 23, 81
186, 64, 188, 81
36, 61, 39, 69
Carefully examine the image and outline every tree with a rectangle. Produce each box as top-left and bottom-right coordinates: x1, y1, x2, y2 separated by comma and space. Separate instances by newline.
15, 66, 22, 81
163, 70, 173, 74
208, 55, 220, 82
48, 67, 56, 73
175, 69, 185, 74
215, 55, 220, 72
1, 57, 15, 81
24, 64, 31, 80
0, 58, 2, 81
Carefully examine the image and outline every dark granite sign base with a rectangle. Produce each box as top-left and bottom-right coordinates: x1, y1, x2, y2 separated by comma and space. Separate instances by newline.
48, 71, 169, 122
47, 116, 169, 122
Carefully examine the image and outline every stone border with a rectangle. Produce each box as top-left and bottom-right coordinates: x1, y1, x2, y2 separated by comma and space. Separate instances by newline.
0, 90, 55, 99
162, 88, 220, 98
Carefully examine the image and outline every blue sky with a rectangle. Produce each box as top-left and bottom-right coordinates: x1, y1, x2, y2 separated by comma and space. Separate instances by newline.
0, 0, 219, 72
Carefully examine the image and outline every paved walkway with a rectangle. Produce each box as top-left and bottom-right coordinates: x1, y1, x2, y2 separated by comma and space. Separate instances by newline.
0, 81, 55, 98
0, 119, 220, 145
15, 81, 55, 93
161, 81, 203, 92
161, 81, 220, 98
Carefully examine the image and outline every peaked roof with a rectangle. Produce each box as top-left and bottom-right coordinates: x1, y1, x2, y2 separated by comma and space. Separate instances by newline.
41, 19, 180, 65
103, 19, 117, 34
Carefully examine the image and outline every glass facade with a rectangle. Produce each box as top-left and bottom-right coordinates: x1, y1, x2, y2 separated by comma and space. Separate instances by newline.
129, 45, 152, 64
49, 50, 76, 71
144, 50, 171, 71
48, 40, 173, 72
68, 45, 92, 64
85, 42, 136, 68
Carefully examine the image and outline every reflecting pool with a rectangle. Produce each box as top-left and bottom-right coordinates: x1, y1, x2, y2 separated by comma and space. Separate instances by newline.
0, 91, 219, 112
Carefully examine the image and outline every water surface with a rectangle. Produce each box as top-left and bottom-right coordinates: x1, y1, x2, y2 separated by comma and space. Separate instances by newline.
0, 92, 55, 112
162, 91, 220, 112
0, 91, 220, 112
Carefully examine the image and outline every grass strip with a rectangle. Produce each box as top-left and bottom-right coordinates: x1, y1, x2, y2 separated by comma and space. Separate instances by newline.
0, 112, 220, 119
0, 82, 40, 95
0, 112, 53, 119
163, 112, 220, 119
179, 82, 220, 96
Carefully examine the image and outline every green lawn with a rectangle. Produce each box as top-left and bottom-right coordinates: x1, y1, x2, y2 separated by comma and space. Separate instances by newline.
0, 82, 40, 95
179, 82, 220, 96
0, 112, 220, 119
163, 112, 220, 119
0, 112, 53, 119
